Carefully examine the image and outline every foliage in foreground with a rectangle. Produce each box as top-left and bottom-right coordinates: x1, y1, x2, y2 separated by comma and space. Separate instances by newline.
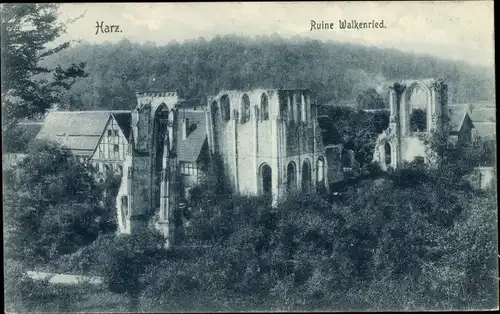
1, 3, 87, 132
137, 167, 497, 312
3, 140, 117, 266
3, 126, 497, 312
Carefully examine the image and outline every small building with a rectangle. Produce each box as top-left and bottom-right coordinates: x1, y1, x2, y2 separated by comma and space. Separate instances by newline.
176, 109, 209, 191
89, 112, 132, 176
448, 107, 475, 144
35, 111, 131, 174
447, 102, 495, 139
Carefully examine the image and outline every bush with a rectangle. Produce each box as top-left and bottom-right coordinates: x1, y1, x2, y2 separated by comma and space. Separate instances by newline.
102, 229, 167, 311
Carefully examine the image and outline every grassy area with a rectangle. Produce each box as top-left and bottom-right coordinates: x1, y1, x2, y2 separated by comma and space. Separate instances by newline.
6, 283, 128, 313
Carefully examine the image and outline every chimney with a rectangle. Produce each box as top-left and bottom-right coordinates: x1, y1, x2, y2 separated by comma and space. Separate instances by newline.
182, 118, 189, 140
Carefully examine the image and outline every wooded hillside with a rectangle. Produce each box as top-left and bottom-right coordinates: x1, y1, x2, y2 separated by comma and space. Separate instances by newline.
41, 35, 495, 110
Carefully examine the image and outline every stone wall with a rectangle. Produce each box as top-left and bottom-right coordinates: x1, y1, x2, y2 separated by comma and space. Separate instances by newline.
207, 89, 328, 201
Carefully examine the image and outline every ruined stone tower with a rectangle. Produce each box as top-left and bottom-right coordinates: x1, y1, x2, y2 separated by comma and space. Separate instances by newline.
373, 78, 449, 170
115, 91, 181, 247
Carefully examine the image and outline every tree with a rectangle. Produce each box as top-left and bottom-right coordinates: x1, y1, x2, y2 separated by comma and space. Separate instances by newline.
317, 105, 389, 166
410, 108, 427, 132
3, 140, 111, 266
37, 35, 494, 112
1, 3, 87, 132
356, 88, 386, 110
102, 230, 167, 311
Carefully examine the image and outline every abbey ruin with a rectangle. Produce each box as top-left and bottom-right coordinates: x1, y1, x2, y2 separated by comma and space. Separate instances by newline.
112, 78, 479, 247
372, 78, 474, 170
114, 88, 357, 246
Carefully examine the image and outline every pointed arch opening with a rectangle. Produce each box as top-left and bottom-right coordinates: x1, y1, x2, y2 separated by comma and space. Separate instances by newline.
152, 103, 170, 212
211, 101, 219, 122
316, 157, 325, 183
280, 96, 289, 120
295, 94, 302, 122
261, 93, 269, 121
259, 163, 272, 196
301, 159, 312, 191
404, 83, 431, 134
384, 142, 392, 166
221, 95, 230, 121
241, 94, 250, 124
287, 161, 297, 192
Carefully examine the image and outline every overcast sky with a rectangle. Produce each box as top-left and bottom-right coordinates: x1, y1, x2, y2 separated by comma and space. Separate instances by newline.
57, 2, 495, 67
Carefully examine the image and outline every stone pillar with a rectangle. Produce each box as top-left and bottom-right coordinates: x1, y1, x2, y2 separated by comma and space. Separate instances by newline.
157, 131, 170, 240
232, 109, 239, 194
391, 140, 397, 169
288, 93, 293, 122
204, 106, 214, 154
253, 105, 259, 193
428, 87, 435, 131
271, 116, 279, 206
307, 93, 312, 123
389, 87, 395, 116
301, 93, 307, 123
379, 142, 387, 171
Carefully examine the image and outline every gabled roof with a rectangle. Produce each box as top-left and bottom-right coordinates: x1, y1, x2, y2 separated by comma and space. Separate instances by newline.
448, 107, 474, 133
176, 109, 208, 163
112, 112, 132, 142
469, 107, 496, 123
448, 103, 496, 123
35, 110, 129, 156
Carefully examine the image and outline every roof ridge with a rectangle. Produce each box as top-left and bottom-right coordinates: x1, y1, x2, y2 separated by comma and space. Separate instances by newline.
49, 110, 130, 114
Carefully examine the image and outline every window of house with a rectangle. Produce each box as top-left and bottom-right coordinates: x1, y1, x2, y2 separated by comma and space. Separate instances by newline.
108, 130, 112, 136
114, 130, 119, 137
113, 144, 119, 152
179, 162, 198, 176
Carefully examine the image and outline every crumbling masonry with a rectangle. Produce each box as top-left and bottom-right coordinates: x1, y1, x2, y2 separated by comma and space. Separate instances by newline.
373, 78, 449, 170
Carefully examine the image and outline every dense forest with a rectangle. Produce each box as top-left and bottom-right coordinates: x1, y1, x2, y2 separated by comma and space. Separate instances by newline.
42, 35, 495, 111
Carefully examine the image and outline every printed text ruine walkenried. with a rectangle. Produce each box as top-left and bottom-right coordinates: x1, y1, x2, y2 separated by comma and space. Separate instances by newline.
310, 20, 386, 31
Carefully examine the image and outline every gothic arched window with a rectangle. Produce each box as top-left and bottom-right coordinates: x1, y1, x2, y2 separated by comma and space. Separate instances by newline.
221, 95, 230, 121
241, 94, 250, 124
261, 93, 269, 121
316, 157, 325, 183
